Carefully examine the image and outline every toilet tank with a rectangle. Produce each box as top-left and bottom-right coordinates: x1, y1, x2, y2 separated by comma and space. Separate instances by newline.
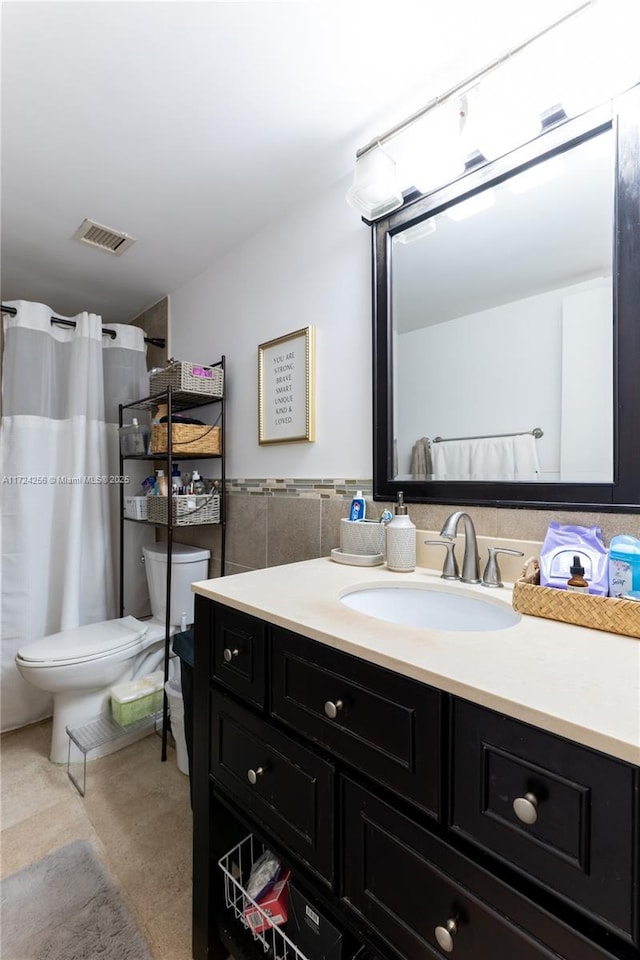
142, 542, 211, 627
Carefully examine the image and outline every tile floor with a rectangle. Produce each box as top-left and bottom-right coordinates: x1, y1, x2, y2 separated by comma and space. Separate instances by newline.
1, 718, 193, 960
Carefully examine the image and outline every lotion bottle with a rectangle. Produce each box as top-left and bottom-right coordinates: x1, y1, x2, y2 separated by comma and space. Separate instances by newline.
386, 491, 416, 572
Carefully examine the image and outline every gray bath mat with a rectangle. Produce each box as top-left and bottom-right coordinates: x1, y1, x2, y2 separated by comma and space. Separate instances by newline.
0, 839, 153, 960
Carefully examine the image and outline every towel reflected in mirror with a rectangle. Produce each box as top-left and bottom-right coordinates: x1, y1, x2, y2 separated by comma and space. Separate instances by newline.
431, 433, 541, 481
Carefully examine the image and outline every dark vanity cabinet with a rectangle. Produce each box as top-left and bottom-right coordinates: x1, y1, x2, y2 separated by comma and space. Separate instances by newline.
192, 596, 640, 960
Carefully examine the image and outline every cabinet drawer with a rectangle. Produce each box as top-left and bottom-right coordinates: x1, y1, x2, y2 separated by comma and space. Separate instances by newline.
450, 699, 638, 944
212, 604, 266, 709
271, 629, 441, 818
210, 692, 335, 885
343, 778, 619, 960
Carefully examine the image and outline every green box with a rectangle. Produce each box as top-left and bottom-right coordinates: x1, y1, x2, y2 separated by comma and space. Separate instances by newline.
110, 671, 163, 726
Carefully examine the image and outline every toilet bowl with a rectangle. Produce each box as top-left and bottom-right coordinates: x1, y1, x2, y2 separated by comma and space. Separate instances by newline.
15, 542, 210, 762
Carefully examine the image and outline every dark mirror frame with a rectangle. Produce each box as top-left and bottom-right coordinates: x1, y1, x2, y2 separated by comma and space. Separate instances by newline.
372, 84, 640, 512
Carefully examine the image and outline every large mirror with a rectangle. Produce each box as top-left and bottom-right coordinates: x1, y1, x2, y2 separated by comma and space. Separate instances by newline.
373, 85, 640, 510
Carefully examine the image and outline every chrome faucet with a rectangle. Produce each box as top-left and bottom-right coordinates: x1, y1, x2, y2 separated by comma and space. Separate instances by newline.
439, 511, 480, 583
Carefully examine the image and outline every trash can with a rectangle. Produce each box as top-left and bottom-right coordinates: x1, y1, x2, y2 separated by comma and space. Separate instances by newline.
165, 676, 189, 776
171, 628, 194, 802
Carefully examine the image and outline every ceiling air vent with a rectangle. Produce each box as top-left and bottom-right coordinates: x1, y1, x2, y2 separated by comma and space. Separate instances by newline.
72, 219, 136, 256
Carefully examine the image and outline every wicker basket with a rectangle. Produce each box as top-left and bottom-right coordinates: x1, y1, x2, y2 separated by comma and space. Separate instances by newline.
150, 423, 221, 456
512, 560, 640, 639
150, 361, 223, 398
147, 493, 220, 526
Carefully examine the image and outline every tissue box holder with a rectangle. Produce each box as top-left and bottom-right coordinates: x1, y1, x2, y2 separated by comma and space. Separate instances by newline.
110, 672, 164, 726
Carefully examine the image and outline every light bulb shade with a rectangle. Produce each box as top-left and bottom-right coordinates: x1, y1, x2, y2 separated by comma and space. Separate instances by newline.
446, 188, 495, 222
470, 74, 541, 161
346, 145, 403, 219
407, 101, 465, 193
394, 217, 436, 244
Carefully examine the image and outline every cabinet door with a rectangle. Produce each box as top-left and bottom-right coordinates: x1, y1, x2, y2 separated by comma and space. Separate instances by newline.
211, 692, 335, 885
212, 604, 266, 709
342, 778, 620, 960
450, 699, 638, 945
271, 628, 441, 818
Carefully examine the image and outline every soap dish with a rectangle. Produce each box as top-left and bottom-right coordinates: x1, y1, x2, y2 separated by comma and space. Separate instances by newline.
330, 547, 384, 567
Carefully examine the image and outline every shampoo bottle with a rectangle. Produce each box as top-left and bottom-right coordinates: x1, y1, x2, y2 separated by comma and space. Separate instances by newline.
349, 490, 366, 521
386, 491, 416, 572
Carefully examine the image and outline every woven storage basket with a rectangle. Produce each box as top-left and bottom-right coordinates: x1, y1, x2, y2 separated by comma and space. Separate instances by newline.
150, 423, 221, 456
147, 493, 220, 526
150, 361, 223, 398
512, 561, 640, 639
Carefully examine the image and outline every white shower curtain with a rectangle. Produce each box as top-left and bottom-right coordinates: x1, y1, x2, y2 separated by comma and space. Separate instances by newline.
0, 300, 148, 731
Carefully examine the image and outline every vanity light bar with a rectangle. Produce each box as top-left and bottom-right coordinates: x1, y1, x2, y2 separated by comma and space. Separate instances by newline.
355, 1, 593, 160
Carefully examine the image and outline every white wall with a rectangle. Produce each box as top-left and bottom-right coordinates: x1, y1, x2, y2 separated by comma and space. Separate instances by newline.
395, 277, 611, 480
170, 174, 372, 479
560, 283, 612, 482
395, 288, 563, 477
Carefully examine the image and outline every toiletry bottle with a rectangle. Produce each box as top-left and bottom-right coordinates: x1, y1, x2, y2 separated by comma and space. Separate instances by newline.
131, 417, 144, 454
386, 491, 416, 572
349, 490, 366, 521
567, 555, 589, 593
191, 470, 205, 495
171, 464, 181, 495
156, 470, 168, 497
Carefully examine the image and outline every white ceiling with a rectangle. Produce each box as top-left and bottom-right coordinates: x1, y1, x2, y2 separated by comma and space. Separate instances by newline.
0, 0, 589, 323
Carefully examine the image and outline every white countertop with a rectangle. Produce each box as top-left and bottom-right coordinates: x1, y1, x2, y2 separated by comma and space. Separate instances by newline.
193, 557, 640, 766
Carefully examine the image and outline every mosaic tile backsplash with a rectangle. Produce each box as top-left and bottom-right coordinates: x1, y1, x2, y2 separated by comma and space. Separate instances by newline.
227, 478, 373, 499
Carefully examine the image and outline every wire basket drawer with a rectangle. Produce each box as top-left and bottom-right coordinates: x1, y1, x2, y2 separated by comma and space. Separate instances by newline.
150, 361, 224, 398
219, 834, 309, 960
147, 493, 220, 526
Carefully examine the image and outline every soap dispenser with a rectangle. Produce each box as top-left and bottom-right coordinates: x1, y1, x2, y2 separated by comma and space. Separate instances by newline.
386, 491, 416, 572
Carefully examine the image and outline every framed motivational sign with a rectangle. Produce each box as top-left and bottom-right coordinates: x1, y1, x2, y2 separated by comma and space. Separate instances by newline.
258, 326, 315, 444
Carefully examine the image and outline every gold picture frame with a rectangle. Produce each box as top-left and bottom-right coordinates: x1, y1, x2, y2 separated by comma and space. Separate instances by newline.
258, 326, 315, 444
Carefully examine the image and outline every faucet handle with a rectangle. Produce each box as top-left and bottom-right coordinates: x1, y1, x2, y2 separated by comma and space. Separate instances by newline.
482, 547, 524, 588
424, 540, 460, 580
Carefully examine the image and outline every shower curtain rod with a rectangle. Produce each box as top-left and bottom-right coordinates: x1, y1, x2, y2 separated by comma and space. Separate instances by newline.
1, 303, 166, 349
433, 427, 544, 442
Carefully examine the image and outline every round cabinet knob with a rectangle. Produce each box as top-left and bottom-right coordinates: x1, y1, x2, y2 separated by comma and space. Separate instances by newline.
324, 699, 343, 719
513, 792, 539, 825
223, 647, 239, 662
434, 918, 458, 953
247, 766, 264, 785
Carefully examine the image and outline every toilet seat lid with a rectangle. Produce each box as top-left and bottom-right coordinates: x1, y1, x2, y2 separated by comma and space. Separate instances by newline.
17, 616, 148, 662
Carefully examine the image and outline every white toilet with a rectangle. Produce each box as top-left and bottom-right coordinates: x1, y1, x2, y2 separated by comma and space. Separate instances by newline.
15, 542, 210, 762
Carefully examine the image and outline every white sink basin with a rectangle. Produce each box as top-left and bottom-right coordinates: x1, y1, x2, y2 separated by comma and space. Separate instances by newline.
340, 583, 520, 632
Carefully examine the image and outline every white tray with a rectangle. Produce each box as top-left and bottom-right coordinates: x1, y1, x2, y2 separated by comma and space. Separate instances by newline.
330, 547, 384, 567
